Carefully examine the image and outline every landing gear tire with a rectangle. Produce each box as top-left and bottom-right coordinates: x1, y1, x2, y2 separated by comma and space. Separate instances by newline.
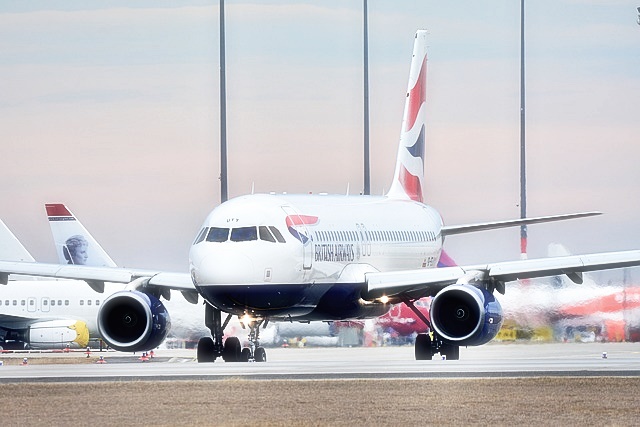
197, 337, 216, 363
222, 336, 242, 362
414, 333, 433, 360
254, 346, 267, 362
440, 342, 460, 360
240, 347, 251, 362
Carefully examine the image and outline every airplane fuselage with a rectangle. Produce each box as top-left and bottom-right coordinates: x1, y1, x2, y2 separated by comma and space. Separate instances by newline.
190, 194, 443, 321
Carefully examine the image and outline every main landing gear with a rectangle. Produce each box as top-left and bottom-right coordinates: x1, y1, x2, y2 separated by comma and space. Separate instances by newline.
414, 333, 460, 361
197, 303, 267, 363
399, 296, 459, 361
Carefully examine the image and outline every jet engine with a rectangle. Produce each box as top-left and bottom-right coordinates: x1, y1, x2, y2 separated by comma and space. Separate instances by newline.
97, 290, 171, 352
28, 319, 90, 349
430, 284, 503, 346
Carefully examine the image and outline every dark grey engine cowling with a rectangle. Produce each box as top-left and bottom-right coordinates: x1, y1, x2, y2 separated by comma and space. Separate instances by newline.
97, 290, 171, 352
430, 284, 503, 346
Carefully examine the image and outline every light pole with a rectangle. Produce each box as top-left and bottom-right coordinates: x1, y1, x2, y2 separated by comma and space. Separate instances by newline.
519, 0, 527, 260
363, 0, 370, 195
219, 0, 228, 203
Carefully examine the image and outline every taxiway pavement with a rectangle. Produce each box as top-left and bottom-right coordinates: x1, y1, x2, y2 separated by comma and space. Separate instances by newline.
1, 342, 638, 382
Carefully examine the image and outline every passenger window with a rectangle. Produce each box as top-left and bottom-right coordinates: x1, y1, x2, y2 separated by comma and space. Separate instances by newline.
259, 226, 276, 243
51, 300, 55, 306
58, 300, 62, 306
96, 300, 100, 306
4, 300, 8, 306
65, 300, 69, 306
231, 227, 257, 242
206, 227, 229, 242
21, 300, 26, 306
193, 227, 209, 245
88, 300, 92, 306
80, 300, 84, 306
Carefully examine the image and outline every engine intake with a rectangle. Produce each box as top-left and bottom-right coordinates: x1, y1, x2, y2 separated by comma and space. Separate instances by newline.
430, 284, 503, 346
97, 290, 171, 352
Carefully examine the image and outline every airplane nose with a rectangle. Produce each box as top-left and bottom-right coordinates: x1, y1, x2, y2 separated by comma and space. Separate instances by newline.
193, 251, 256, 285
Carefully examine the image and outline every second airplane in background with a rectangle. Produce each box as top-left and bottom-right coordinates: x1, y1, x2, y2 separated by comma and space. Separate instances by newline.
2, 31, 640, 363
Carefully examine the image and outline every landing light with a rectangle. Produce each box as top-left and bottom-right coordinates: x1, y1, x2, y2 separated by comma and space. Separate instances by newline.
378, 295, 390, 304
241, 313, 254, 326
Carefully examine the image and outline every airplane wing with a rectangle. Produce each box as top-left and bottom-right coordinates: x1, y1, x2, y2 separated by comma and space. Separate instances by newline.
0, 260, 195, 295
365, 249, 640, 300
441, 212, 601, 236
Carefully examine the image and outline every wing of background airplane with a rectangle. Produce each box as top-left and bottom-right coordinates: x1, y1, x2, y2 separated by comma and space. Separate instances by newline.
365, 250, 640, 300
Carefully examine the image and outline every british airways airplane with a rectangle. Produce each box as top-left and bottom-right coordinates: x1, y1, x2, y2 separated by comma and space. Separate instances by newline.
2, 30, 640, 362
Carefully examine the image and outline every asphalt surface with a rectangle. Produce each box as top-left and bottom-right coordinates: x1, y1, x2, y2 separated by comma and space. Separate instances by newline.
1, 342, 638, 382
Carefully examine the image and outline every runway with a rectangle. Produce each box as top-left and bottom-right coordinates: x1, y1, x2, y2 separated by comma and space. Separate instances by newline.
1, 342, 639, 382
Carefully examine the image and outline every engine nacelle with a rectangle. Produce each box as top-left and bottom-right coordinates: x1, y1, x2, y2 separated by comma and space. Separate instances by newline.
97, 290, 171, 352
28, 319, 90, 349
430, 284, 503, 346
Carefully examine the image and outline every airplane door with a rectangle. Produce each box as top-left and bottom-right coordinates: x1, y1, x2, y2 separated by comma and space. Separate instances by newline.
281, 206, 313, 270
41, 297, 50, 313
27, 297, 36, 313
357, 223, 371, 257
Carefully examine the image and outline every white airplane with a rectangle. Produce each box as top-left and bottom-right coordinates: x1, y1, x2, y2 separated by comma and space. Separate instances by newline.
3, 30, 640, 362
0, 219, 90, 350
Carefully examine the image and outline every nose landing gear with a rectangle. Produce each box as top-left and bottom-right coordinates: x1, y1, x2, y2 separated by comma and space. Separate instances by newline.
241, 316, 268, 363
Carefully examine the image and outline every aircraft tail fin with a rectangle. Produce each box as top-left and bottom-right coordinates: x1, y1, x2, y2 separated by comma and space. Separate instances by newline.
0, 219, 35, 263
45, 204, 117, 267
387, 30, 428, 203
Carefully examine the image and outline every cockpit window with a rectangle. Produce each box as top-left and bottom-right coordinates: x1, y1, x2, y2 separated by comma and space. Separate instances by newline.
206, 227, 230, 242
230, 226, 257, 242
259, 226, 276, 243
193, 227, 208, 245
269, 226, 286, 243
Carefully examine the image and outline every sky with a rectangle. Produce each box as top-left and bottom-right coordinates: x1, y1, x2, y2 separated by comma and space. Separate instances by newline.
1, 0, 639, 274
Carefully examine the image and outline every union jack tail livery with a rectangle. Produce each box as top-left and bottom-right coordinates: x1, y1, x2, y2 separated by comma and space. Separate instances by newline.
387, 30, 428, 203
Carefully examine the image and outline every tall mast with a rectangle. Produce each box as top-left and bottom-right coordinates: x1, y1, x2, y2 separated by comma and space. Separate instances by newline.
519, 0, 527, 259
219, 0, 228, 203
